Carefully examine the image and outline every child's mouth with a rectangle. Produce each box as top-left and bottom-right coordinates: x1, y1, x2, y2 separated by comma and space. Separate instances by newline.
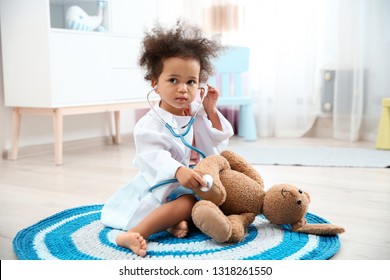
176, 97, 187, 102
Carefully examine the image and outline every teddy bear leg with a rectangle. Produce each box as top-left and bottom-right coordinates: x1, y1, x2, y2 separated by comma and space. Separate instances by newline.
192, 200, 232, 243
226, 213, 256, 243
221, 150, 264, 189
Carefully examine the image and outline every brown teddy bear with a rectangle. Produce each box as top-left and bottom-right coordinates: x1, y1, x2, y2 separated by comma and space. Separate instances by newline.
191, 150, 345, 243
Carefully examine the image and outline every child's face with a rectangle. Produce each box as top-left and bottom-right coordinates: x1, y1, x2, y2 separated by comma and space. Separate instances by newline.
155, 57, 201, 116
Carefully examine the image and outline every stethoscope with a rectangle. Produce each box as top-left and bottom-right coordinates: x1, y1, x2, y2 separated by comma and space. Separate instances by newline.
146, 85, 213, 193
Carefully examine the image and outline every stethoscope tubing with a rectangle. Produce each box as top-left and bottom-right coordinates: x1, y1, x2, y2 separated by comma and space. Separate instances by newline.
146, 87, 208, 192
164, 120, 206, 159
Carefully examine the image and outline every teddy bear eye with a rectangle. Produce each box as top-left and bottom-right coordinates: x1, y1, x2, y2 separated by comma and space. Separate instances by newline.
298, 189, 303, 194
297, 200, 302, 205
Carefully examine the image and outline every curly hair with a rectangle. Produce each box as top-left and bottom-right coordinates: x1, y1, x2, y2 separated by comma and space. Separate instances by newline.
139, 20, 224, 83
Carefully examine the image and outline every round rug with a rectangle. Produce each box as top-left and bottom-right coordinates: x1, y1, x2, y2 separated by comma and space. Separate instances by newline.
13, 204, 341, 260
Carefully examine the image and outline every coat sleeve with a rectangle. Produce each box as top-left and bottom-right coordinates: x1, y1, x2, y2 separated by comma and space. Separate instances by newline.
133, 125, 183, 188
194, 109, 234, 156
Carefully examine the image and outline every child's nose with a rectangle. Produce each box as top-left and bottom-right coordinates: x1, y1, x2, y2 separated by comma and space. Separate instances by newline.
177, 83, 188, 92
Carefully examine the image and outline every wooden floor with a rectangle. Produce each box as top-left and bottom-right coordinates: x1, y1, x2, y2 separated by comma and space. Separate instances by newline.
0, 135, 389, 260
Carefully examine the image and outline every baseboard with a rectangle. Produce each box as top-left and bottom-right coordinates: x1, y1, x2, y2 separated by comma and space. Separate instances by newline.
2, 117, 334, 160
2, 134, 134, 160
304, 116, 333, 138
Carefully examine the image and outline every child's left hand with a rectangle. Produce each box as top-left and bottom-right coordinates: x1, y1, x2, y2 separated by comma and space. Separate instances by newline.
201, 84, 219, 114
201, 84, 223, 131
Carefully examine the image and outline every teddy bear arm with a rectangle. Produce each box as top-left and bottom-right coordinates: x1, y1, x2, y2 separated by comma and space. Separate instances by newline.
292, 221, 345, 235
192, 155, 229, 205
194, 154, 230, 177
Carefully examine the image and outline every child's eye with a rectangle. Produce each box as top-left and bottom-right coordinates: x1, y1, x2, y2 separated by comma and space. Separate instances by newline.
187, 80, 197, 86
169, 78, 178, 84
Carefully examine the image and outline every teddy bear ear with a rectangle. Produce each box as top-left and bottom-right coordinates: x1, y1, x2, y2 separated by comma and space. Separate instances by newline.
292, 218, 345, 235
304, 191, 311, 203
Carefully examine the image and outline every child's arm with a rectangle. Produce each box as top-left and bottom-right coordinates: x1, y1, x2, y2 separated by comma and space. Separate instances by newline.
202, 84, 222, 131
175, 166, 206, 189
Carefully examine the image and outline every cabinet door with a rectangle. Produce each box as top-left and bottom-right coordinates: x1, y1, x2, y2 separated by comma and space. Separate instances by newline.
49, 31, 111, 106
109, 69, 150, 101
109, 36, 149, 101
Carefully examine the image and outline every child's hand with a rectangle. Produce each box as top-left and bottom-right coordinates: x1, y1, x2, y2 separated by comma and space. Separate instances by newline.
175, 166, 206, 189
202, 84, 219, 114
201, 84, 223, 131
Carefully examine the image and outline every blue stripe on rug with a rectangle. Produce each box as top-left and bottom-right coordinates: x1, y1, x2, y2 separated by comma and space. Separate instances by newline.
45, 212, 102, 260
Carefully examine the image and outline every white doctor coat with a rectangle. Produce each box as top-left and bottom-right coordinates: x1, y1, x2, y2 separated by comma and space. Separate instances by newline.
100, 102, 234, 230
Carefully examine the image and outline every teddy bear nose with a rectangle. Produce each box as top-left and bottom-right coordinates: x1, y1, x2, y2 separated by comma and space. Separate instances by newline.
297, 200, 302, 205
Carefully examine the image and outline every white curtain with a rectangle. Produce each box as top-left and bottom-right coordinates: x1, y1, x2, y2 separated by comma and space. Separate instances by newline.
197, 0, 390, 141
333, 0, 390, 141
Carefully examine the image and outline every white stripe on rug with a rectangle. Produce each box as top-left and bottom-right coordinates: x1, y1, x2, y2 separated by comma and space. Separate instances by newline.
71, 217, 285, 260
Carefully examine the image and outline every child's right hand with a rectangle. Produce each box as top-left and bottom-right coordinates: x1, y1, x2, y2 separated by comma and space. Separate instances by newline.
175, 166, 206, 189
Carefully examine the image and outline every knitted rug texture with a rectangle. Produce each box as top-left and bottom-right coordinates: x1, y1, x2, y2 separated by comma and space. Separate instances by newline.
13, 204, 341, 260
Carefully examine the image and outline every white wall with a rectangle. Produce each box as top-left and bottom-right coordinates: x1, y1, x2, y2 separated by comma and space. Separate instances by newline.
0, 39, 12, 155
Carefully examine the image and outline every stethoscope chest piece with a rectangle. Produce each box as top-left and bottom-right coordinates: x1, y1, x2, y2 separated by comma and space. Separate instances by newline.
200, 174, 213, 192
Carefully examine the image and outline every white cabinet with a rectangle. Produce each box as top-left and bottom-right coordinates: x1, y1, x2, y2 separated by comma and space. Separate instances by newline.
48, 31, 148, 105
0, 0, 155, 108
0, 0, 165, 165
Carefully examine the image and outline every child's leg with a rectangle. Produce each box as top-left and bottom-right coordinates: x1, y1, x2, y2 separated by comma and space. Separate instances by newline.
116, 194, 197, 256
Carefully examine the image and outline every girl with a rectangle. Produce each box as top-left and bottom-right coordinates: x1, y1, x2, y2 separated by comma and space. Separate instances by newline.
101, 21, 234, 257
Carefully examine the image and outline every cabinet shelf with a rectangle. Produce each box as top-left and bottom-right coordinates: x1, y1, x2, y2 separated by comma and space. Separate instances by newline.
50, 0, 111, 31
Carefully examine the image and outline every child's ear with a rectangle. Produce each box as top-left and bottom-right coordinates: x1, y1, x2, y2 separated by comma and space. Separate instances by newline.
151, 80, 158, 91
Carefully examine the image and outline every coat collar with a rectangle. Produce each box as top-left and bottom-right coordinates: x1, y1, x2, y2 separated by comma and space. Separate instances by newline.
152, 101, 204, 129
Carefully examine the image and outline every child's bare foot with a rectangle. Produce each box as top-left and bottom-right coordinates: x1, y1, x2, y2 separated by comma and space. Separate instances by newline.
116, 232, 147, 257
167, 220, 189, 238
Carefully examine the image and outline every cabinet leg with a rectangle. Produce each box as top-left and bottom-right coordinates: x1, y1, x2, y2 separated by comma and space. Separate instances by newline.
53, 109, 63, 165
10, 108, 21, 160
114, 110, 121, 144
